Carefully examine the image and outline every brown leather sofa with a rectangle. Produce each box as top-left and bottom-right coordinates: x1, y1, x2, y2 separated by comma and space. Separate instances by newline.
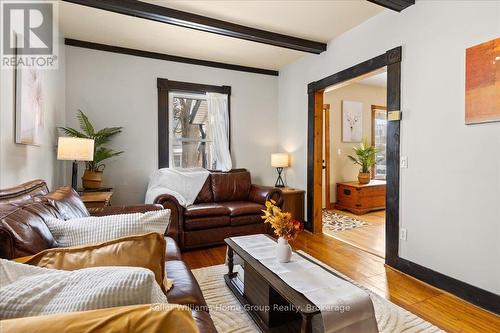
0, 180, 216, 333
154, 169, 283, 250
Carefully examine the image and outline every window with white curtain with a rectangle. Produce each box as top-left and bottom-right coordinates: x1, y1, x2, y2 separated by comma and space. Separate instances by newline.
158, 79, 232, 171
169, 91, 212, 168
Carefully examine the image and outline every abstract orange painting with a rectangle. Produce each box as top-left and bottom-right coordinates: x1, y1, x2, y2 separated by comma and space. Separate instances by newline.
465, 37, 500, 124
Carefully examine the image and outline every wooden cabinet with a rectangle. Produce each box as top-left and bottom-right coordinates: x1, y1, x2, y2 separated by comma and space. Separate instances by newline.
279, 187, 305, 222
335, 180, 385, 215
80, 192, 113, 209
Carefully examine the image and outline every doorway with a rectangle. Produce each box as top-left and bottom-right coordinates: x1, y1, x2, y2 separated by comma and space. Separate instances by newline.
321, 69, 387, 258
306, 47, 402, 266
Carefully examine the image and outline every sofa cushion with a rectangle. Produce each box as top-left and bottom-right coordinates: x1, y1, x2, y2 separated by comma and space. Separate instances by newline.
184, 203, 230, 217
0, 304, 199, 333
43, 210, 171, 247
36, 187, 89, 220
230, 215, 263, 226
220, 201, 265, 217
210, 171, 251, 202
166, 260, 208, 310
0, 180, 48, 205
25, 232, 168, 293
0, 203, 60, 259
193, 177, 213, 204
0, 260, 167, 320
184, 216, 230, 231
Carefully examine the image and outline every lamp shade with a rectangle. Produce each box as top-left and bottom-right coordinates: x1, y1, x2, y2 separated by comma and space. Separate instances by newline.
271, 153, 289, 168
57, 137, 94, 161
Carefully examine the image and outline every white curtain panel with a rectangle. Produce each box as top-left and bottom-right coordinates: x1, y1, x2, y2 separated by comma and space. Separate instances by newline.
207, 92, 232, 171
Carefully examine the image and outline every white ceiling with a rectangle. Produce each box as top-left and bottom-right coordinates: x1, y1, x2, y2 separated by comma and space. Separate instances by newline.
357, 72, 387, 87
60, 1, 384, 71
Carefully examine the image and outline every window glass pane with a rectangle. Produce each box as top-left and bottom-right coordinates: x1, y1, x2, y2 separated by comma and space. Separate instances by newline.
373, 109, 387, 179
171, 94, 213, 168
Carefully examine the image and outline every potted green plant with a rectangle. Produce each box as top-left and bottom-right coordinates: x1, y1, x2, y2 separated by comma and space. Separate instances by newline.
59, 110, 123, 189
347, 138, 378, 184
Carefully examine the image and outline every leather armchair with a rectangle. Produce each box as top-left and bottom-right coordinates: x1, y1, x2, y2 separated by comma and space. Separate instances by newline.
154, 169, 283, 250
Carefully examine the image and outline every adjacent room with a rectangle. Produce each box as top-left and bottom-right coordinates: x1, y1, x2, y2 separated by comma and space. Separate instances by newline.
0, 1, 499, 332
321, 69, 388, 258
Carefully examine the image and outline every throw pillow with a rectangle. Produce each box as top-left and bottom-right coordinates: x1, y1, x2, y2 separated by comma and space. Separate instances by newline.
24, 232, 171, 293
0, 304, 199, 333
0, 259, 167, 320
43, 209, 171, 247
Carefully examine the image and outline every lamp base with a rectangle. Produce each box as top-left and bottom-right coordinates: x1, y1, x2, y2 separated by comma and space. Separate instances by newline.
275, 167, 285, 188
71, 161, 78, 191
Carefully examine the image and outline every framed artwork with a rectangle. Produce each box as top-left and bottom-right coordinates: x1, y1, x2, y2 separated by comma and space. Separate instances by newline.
15, 34, 44, 145
465, 37, 499, 124
342, 100, 363, 142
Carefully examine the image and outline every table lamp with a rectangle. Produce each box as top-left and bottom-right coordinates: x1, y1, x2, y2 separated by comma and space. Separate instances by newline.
271, 153, 289, 188
57, 137, 94, 191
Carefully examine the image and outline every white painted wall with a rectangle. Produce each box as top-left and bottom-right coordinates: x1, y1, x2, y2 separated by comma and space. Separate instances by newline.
65, 46, 279, 204
0, 34, 66, 190
278, 1, 500, 293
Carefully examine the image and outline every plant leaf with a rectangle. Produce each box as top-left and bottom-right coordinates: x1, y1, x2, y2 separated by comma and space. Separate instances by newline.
57, 127, 89, 138
77, 110, 95, 137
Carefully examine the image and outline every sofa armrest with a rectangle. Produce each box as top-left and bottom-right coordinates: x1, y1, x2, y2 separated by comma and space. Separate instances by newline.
87, 204, 163, 216
249, 185, 283, 207
154, 194, 184, 245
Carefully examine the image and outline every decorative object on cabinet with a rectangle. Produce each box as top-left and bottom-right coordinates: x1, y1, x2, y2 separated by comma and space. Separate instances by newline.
347, 138, 378, 184
59, 110, 123, 189
271, 153, 289, 187
57, 137, 94, 191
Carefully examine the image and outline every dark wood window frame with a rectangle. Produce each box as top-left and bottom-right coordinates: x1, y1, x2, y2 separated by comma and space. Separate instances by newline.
157, 78, 231, 168
371, 104, 387, 180
306, 47, 499, 314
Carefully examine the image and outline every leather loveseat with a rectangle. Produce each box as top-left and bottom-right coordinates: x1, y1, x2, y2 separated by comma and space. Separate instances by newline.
0, 180, 216, 333
154, 169, 283, 250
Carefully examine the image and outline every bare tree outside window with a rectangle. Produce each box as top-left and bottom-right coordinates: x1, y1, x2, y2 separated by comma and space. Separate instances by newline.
170, 92, 213, 168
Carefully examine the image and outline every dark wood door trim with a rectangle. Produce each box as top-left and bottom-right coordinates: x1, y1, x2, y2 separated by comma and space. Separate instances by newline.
367, 0, 415, 12
65, 38, 278, 76
63, 0, 327, 54
307, 46, 401, 256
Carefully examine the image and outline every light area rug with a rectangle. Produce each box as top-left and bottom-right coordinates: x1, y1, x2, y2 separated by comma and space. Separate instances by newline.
322, 210, 368, 234
192, 257, 444, 333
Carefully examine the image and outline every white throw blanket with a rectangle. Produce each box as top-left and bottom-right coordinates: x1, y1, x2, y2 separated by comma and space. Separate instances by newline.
145, 168, 210, 207
0, 259, 167, 320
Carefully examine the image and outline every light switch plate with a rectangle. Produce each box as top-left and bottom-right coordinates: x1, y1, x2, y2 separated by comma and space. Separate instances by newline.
400, 228, 407, 241
400, 156, 408, 168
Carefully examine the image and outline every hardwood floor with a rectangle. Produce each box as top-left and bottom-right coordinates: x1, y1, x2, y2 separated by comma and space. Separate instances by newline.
182, 232, 500, 333
323, 209, 385, 258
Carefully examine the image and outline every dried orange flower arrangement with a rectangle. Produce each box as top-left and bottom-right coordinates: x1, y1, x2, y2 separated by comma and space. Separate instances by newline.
261, 200, 303, 241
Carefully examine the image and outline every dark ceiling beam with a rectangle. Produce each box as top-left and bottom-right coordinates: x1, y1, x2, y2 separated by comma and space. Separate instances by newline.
65, 38, 279, 76
367, 0, 415, 12
62, 0, 327, 54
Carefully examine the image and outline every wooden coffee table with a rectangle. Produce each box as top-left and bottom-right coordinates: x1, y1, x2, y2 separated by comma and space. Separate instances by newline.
225, 235, 320, 333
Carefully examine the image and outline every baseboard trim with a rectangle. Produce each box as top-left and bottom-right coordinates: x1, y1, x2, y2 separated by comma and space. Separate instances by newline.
391, 257, 500, 315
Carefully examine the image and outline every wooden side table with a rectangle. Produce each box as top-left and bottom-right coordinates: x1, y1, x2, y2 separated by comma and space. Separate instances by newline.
80, 192, 113, 209
278, 187, 305, 222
